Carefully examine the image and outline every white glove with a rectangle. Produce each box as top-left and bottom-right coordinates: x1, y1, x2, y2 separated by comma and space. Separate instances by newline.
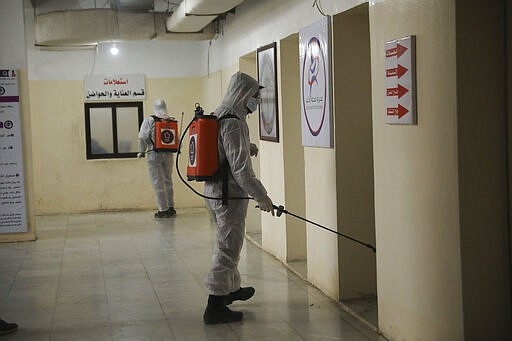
137, 152, 145, 159
257, 195, 274, 216
250, 143, 258, 157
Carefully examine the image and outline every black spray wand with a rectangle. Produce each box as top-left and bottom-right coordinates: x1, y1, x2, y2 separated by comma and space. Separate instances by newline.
271, 205, 376, 253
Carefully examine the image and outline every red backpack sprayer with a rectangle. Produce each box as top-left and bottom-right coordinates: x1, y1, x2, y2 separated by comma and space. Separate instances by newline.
175, 103, 376, 253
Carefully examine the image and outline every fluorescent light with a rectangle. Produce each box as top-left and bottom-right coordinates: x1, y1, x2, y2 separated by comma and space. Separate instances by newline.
110, 43, 119, 55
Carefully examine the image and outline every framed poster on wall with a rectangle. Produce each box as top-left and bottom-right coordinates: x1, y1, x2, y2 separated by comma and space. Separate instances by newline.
299, 16, 333, 148
257, 42, 279, 142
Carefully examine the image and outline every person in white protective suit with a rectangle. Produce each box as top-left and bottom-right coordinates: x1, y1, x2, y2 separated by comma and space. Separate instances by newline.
203, 72, 274, 324
137, 99, 176, 218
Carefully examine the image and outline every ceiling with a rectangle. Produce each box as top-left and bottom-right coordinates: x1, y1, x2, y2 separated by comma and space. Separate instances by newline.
30, 0, 182, 14
31, 0, 244, 46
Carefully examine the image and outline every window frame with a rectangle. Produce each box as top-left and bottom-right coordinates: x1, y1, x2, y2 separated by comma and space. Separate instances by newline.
84, 101, 144, 160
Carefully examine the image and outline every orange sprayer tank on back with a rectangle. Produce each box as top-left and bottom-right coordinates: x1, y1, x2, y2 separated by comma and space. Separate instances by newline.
154, 118, 179, 152
187, 116, 219, 181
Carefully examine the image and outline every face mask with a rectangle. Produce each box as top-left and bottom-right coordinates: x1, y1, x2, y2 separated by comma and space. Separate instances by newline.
247, 97, 261, 113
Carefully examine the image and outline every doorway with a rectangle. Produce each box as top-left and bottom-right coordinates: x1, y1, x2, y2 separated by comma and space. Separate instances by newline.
333, 3, 378, 328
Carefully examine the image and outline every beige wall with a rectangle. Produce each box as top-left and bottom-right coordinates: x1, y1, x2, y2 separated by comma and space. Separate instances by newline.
333, 5, 376, 300
370, 0, 464, 340
304, 146, 339, 299
280, 34, 306, 262
29, 76, 209, 215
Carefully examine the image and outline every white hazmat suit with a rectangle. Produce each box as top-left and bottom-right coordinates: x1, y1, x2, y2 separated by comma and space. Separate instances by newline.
138, 99, 175, 217
204, 72, 273, 298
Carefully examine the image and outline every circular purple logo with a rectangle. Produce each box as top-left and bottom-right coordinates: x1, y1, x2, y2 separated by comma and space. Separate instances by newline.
161, 129, 174, 144
302, 37, 327, 137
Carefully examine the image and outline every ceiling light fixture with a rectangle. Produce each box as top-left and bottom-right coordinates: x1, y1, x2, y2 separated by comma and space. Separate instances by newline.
110, 43, 119, 56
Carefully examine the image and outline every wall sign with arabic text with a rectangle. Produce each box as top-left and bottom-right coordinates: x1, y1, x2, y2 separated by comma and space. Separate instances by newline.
84, 74, 146, 101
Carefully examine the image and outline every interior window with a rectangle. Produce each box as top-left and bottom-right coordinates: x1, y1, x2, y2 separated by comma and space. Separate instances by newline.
84, 102, 143, 159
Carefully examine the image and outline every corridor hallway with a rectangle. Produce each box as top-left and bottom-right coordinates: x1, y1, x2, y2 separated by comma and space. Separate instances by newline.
0, 208, 384, 340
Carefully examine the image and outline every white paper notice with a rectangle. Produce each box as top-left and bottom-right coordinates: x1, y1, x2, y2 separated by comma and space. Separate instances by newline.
0, 69, 27, 233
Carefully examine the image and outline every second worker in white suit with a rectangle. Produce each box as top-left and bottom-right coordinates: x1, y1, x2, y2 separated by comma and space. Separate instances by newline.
138, 99, 176, 218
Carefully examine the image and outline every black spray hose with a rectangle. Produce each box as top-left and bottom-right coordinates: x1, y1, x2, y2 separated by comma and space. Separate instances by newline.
271, 204, 376, 253
176, 112, 376, 253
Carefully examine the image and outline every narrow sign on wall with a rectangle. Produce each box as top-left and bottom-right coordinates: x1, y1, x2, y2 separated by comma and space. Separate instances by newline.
299, 16, 333, 148
385, 35, 416, 125
0, 69, 27, 233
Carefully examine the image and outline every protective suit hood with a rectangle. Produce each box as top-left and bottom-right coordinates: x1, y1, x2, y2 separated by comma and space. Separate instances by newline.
153, 99, 168, 118
216, 72, 260, 119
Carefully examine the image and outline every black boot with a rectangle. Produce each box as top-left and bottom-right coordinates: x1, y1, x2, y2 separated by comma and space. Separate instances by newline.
0, 319, 18, 335
165, 207, 176, 217
154, 210, 169, 218
203, 295, 243, 324
225, 287, 255, 305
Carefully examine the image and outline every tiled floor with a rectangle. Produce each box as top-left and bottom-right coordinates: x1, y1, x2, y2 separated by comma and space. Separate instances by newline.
0, 208, 386, 340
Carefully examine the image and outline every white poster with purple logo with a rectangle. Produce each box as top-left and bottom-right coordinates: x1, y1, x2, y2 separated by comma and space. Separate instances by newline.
299, 16, 333, 148
0, 69, 27, 233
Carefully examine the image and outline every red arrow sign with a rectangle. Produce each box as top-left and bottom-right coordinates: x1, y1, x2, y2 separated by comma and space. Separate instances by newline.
386, 43, 408, 58
386, 68, 397, 77
397, 104, 409, 118
386, 44, 408, 58
386, 47, 397, 57
386, 107, 397, 116
397, 43, 408, 58
386, 84, 409, 98
386, 64, 408, 78
397, 64, 408, 78
386, 88, 397, 96
386, 104, 409, 118
398, 84, 408, 98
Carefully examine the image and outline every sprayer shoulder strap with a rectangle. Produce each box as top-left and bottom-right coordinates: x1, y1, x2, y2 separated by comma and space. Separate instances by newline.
217, 113, 240, 166
150, 116, 170, 147
217, 114, 239, 122
218, 114, 239, 206
152, 115, 174, 122
148, 116, 159, 146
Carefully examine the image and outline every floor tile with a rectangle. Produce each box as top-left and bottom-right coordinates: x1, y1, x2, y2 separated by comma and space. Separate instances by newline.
0, 208, 383, 340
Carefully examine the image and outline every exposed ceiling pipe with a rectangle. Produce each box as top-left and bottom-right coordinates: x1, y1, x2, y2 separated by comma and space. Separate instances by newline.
32, 0, 245, 47
166, 0, 244, 33
110, 0, 155, 12
34, 9, 216, 47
